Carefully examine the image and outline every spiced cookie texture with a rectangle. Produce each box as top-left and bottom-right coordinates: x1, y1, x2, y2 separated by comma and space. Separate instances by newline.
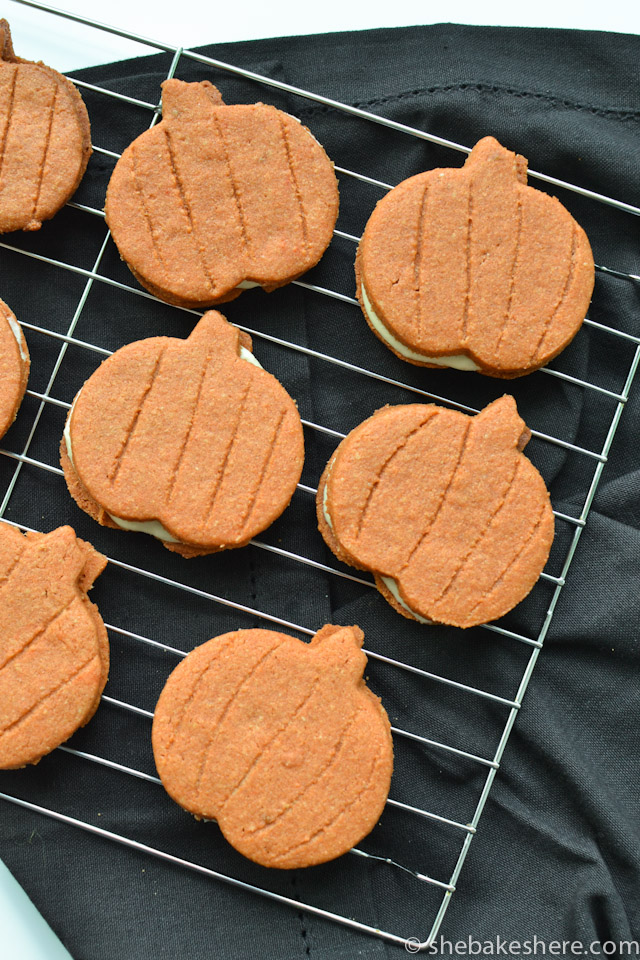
0, 523, 108, 769
356, 136, 594, 378
0, 297, 29, 439
0, 19, 92, 233
152, 624, 393, 869
105, 79, 339, 308
317, 396, 554, 629
61, 311, 304, 556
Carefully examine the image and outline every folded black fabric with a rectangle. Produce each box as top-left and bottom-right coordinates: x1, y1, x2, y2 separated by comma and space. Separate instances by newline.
1, 21, 639, 960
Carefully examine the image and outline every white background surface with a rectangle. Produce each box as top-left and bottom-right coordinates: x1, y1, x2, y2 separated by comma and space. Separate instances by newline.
5, 0, 640, 72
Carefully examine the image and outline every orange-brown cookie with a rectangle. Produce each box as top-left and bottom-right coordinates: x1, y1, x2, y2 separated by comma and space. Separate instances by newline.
0, 20, 92, 234
0, 297, 29, 438
60, 310, 304, 556
356, 136, 594, 378
105, 79, 339, 308
152, 624, 393, 869
0, 522, 108, 769
317, 396, 554, 628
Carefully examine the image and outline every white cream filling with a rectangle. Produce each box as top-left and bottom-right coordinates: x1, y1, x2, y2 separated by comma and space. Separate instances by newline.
63, 394, 78, 467
322, 478, 333, 531
8, 317, 28, 362
379, 575, 433, 625
64, 345, 261, 544
321, 475, 431, 625
63, 395, 178, 542
288, 112, 324, 149
239, 346, 262, 368
361, 283, 480, 372
234, 114, 324, 297
234, 111, 324, 297
106, 515, 179, 541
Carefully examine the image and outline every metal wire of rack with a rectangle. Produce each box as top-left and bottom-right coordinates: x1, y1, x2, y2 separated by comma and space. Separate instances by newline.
0, 0, 639, 952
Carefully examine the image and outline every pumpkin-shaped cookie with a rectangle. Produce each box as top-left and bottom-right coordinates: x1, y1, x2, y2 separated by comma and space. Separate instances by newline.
356, 136, 594, 378
317, 396, 554, 628
0, 523, 108, 769
61, 311, 304, 556
152, 624, 393, 869
0, 297, 29, 438
0, 20, 92, 233
105, 79, 339, 308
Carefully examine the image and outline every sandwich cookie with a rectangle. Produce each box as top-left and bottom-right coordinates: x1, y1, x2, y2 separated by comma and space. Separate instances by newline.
356, 136, 594, 378
0, 19, 92, 233
152, 624, 393, 869
317, 396, 555, 629
105, 79, 339, 308
0, 297, 29, 439
0, 523, 108, 769
61, 311, 304, 557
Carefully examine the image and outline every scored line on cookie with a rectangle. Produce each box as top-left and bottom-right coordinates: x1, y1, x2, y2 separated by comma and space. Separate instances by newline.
2, 218, 635, 400
99, 693, 504, 768
0, 454, 548, 647
0, 441, 568, 590
57, 742, 483, 831
115, 545, 548, 662
65, 189, 640, 291
0, 512, 542, 672
331, 211, 640, 287
0, 241, 630, 418
97, 628, 523, 708
2, 387, 595, 531
60, 698, 493, 867
58, 741, 479, 834
179, 52, 639, 217
3, 8, 634, 951
2, 8, 633, 949
250, 537, 563, 588
18, 0, 638, 217
67, 188, 640, 288
101, 615, 540, 687
0, 254, 618, 459
0, 51, 180, 519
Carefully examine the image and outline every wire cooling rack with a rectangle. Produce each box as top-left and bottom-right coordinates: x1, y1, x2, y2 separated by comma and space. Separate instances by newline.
1, 0, 639, 952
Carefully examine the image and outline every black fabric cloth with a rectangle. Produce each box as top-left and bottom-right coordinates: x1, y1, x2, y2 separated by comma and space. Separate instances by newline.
1, 21, 639, 960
